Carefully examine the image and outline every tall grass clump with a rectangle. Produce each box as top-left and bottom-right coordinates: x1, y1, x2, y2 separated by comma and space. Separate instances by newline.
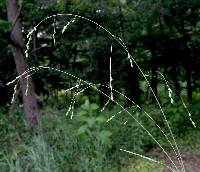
3, 13, 199, 172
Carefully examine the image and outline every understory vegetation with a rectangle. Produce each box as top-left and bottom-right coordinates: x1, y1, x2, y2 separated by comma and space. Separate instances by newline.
0, 94, 200, 171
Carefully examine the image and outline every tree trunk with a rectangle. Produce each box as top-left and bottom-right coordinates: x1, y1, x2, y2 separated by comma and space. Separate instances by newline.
124, 65, 141, 105
168, 65, 181, 96
6, 0, 39, 127
186, 64, 192, 102
150, 48, 158, 103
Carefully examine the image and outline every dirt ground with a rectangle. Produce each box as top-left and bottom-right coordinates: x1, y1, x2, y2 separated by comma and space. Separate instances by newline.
162, 153, 200, 172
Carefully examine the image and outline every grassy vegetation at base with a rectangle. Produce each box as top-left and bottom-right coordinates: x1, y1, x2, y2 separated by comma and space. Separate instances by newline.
0, 98, 199, 171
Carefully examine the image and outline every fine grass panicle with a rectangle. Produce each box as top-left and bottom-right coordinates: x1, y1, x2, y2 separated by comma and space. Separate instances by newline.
4, 12, 198, 172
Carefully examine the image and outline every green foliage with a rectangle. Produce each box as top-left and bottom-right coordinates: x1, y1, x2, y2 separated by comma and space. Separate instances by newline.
177, 130, 200, 155
124, 159, 164, 172
0, 19, 11, 44
76, 98, 112, 146
0, 106, 28, 149
0, 0, 6, 5
0, 100, 200, 171
0, 106, 115, 171
0, 20, 11, 33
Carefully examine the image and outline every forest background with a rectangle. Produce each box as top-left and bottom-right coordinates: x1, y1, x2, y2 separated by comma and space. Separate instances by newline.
0, 0, 200, 171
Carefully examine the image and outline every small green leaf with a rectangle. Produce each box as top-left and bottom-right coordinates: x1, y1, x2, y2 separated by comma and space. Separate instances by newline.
86, 117, 96, 128
90, 103, 99, 111
77, 125, 88, 135
98, 130, 112, 145
96, 116, 106, 123
77, 110, 86, 116
81, 99, 90, 109
120, 0, 126, 4
76, 116, 88, 122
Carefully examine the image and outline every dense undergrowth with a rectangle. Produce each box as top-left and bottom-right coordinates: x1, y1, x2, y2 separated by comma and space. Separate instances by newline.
0, 95, 199, 172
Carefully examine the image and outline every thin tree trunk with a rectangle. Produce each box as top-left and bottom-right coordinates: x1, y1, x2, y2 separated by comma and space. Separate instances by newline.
150, 48, 158, 103
170, 66, 180, 95
124, 65, 141, 105
167, 64, 181, 97
6, 0, 39, 127
176, 23, 193, 102
186, 64, 192, 102
118, 0, 124, 38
